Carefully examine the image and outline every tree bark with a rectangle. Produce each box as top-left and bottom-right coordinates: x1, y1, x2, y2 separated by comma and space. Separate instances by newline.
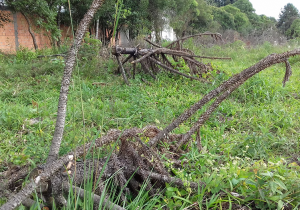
21, 12, 38, 50
46, 0, 106, 165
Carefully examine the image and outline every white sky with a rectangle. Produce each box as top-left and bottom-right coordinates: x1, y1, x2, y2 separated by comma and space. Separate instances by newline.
250, 0, 300, 19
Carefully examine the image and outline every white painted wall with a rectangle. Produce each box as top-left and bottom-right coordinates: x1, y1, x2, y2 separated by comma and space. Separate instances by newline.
161, 25, 176, 41
118, 30, 130, 46
118, 23, 177, 46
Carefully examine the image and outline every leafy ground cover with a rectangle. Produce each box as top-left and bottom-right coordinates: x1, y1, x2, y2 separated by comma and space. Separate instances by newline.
1, 40, 300, 209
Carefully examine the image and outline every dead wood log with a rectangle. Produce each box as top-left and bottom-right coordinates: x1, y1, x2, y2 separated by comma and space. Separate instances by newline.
148, 57, 203, 81
117, 54, 133, 74
140, 60, 156, 79
136, 169, 205, 189
131, 48, 220, 64
116, 55, 129, 85
166, 32, 223, 49
144, 38, 162, 48
132, 55, 136, 79
176, 60, 294, 149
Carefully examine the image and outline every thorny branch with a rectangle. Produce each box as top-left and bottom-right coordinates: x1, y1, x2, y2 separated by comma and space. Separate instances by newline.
149, 49, 299, 147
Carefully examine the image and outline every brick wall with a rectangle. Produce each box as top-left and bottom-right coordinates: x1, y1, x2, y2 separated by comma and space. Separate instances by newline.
0, 10, 72, 53
0, 10, 15, 53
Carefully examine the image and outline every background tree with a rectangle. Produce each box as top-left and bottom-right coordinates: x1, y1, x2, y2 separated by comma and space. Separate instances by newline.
277, 3, 300, 35
286, 18, 300, 39
223, 4, 250, 33
232, 0, 254, 14
212, 6, 235, 30
210, 0, 237, 7
61, 0, 169, 44
169, 0, 212, 37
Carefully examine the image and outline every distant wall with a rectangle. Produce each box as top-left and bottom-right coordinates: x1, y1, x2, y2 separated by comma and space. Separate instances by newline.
0, 9, 72, 53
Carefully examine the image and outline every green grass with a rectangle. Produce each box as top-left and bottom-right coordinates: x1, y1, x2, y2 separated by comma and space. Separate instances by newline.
1, 40, 300, 209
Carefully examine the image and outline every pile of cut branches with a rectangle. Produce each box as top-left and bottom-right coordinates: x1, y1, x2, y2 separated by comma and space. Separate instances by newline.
112, 33, 231, 85
1, 0, 300, 208
1, 46, 299, 210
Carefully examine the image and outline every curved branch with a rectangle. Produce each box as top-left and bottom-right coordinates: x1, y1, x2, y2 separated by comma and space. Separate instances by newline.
148, 57, 203, 81
131, 48, 205, 64
148, 49, 300, 147
21, 12, 38, 50
166, 32, 223, 49
144, 38, 162, 48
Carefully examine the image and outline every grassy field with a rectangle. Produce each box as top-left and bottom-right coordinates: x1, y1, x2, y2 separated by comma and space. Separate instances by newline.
1, 40, 300, 209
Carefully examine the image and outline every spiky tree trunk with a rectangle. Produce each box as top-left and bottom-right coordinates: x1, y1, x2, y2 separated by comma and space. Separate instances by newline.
46, 0, 105, 164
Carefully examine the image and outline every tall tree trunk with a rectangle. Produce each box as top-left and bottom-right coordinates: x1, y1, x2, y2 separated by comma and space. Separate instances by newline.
153, 19, 161, 43
57, 6, 62, 47
22, 12, 38, 50
46, 0, 105, 164
96, 19, 99, 39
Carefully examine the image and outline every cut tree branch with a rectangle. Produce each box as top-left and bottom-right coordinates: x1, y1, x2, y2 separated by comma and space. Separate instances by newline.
148, 57, 203, 81
116, 55, 129, 85
148, 49, 300, 147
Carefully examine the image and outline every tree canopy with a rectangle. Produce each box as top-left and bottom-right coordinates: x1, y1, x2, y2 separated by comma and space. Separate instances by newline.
287, 18, 300, 39
277, 3, 300, 34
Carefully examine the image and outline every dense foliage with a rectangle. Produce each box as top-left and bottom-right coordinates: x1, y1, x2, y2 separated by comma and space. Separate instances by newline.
2, 0, 300, 43
277, 3, 300, 39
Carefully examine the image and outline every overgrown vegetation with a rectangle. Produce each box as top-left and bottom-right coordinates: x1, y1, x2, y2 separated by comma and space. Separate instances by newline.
1, 37, 300, 209
2, 0, 299, 47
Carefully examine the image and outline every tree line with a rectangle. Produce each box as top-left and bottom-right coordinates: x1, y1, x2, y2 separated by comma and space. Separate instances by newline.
0, 0, 300, 48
